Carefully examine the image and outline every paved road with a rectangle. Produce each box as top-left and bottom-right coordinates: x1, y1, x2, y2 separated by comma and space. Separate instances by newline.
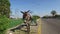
41, 18, 60, 34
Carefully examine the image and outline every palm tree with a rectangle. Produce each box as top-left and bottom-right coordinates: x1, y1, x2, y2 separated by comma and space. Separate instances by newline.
51, 10, 57, 16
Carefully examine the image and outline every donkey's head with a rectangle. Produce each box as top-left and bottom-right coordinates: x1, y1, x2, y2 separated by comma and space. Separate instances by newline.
21, 10, 31, 23
21, 10, 30, 17
21, 10, 31, 20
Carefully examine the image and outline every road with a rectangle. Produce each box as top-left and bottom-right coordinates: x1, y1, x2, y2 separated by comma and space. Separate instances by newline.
41, 18, 60, 34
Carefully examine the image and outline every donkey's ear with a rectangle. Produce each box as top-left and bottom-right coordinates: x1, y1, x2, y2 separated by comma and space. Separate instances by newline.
21, 11, 24, 14
27, 10, 30, 12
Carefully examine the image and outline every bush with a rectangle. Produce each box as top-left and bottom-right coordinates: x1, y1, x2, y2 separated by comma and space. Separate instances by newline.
0, 15, 10, 34
32, 15, 40, 20
32, 15, 40, 23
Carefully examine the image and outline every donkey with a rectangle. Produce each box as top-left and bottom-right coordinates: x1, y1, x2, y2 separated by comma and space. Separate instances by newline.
21, 10, 32, 34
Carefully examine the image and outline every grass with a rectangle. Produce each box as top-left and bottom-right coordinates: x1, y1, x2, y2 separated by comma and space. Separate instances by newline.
6, 18, 23, 29
0, 16, 23, 34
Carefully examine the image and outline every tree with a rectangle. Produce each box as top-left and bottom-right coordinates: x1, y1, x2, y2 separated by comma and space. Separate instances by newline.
51, 10, 57, 16
0, 0, 10, 18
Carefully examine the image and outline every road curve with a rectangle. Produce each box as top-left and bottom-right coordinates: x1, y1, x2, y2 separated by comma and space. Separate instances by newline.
41, 18, 60, 34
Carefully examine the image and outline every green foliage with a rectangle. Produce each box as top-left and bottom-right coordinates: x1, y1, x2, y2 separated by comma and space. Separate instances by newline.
0, 16, 10, 34
42, 15, 60, 18
0, 0, 10, 18
0, 16, 23, 34
42, 16, 52, 18
32, 15, 40, 20
42, 16, 47, 18
54, 15, 60, 18
32, 15, 40, 23
51, 10, 57, 16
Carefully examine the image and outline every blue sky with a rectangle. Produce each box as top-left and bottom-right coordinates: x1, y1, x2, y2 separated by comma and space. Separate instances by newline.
10, 0, 60, 18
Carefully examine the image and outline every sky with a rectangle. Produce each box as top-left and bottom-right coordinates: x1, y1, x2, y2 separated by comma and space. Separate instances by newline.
10, 0, 60, 18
